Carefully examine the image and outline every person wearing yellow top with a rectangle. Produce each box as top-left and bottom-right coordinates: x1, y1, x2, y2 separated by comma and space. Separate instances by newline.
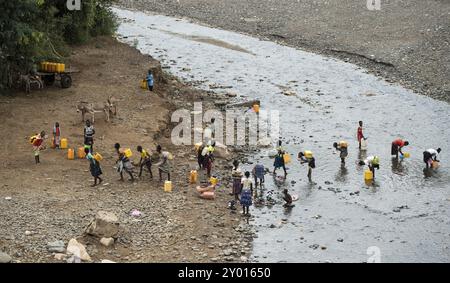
137, 146, 153, 179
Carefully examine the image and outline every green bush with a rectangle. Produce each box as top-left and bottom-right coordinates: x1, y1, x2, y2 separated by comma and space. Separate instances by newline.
0, 0, 118, 93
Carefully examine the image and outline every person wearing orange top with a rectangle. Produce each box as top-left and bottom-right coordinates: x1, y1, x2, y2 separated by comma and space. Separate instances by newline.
391, 139, 409, 158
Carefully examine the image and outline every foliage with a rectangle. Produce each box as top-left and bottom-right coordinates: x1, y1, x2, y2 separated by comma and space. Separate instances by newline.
0, 0, 118, 93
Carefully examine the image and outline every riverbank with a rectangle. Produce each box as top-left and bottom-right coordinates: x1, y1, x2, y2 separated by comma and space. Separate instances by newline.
0, 36, 254, 263
117, 0, 450, 102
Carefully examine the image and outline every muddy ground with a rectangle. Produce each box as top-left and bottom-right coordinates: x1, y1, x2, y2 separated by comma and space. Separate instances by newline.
0, 37, 254, 263
118, 0, 450, 102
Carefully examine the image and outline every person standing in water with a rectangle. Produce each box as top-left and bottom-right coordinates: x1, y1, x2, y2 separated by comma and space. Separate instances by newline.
298, 151, 316, 182
357, 121, 365, 150
85, 148, 103, 187
391, 138, 409, 159
423, 148, 441, 169
252, 163, 265, 190
333, 141, 349, 165
359, 155, 380, 179
240, 171, 253, 216
231, 160, 243, 201
273, 141, 287, 176
84, 120, 95, 153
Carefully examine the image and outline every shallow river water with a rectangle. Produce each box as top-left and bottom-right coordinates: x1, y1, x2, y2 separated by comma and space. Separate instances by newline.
113, 7, 450, 263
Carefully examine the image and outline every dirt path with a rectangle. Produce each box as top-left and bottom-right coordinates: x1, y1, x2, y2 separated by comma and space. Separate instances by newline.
118, 0, 450, 102
0, 37, 253, 263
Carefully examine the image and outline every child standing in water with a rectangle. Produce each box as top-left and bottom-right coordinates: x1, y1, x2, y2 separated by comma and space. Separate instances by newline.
273, 141, 287, 176
85, 148, 103, 187
283, 189, 293, 208
52, 122, 61, 149
357, 121, 365, 150
240, 171, 253, 216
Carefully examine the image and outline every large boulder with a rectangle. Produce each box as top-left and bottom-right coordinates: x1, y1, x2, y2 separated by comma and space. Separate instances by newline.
85, 211, 120, 238
66, 239, 91, 262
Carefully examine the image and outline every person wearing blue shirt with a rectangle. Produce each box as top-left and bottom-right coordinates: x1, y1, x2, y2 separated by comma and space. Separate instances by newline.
146, 70, 154, 91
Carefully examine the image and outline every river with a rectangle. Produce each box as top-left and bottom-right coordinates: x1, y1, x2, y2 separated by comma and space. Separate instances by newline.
113, 7, 450, 263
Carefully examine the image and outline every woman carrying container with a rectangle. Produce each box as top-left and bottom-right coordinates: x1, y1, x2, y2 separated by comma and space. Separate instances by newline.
114, 143, 134, 182
359, 155, 380, 179
84, 120, 95, 153
85, 148, 103, 187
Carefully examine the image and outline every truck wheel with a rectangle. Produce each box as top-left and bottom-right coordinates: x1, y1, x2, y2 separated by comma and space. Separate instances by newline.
43, 74, 55, 86
61, 74, 72, 88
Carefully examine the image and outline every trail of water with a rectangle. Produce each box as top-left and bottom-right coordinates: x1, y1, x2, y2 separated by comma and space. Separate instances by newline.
114, 7, 450, 262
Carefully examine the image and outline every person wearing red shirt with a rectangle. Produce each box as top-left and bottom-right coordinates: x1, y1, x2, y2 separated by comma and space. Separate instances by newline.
391, 138, 409, 158
357, 121, 365, 149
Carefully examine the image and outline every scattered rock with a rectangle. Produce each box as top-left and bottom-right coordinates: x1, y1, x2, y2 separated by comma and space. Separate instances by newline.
240, 256, 248, 262
47, 240, 66, 253
337, 238, 344, 242
54, 253, 67, 261
85, 211, 120, 238
66, 238, 92, 262
100, 237, 115, 247
0, 252, 12, 263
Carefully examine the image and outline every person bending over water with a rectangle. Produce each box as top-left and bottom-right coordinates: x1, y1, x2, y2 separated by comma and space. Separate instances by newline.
423, 148, 441, 169
391, 139, 409, 159
359, 155, 380, 179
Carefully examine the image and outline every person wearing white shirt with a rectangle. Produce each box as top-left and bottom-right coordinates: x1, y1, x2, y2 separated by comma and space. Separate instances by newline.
423, 148, 441, 169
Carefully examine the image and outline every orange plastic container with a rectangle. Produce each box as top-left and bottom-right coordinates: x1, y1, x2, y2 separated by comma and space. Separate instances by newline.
190, 170, 198, 184
68, 149, 75, 160
77, 147, 86, 159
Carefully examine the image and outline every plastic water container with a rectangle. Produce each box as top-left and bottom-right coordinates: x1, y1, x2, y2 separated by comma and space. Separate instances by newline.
60, 138, 68, 149
194, 142, 203, 151
364, 170, 373, 181
77, 147, 86, 159
339, 141, 348, 148
432, 161, 440, 169
283, 153, 291, 164
190, 170, 198, 184
164, 181, 172, 192
210, 177, 219, 186
253, 104, 260, 113
124, 148, 132, 158
361, 139, 368, 150
200, 191, 215, 200
305, 151, 313, 159
67, 149, 75, 160
94, 153, 103, 162
56, 63, 65, 73
140, 79, 147, 89
403, 152, 411, 158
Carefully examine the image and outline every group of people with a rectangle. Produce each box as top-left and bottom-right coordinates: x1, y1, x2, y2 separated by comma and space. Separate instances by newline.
31, 119, 173, 187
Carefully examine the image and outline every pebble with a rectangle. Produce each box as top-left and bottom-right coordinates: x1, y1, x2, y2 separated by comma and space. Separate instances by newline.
0, 252, 12, 263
